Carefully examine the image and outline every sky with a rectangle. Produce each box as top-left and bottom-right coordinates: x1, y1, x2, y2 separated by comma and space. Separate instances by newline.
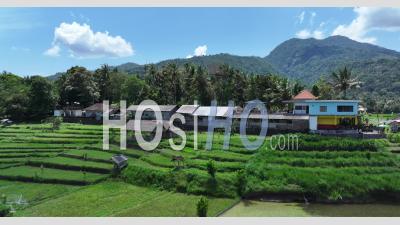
2, 7, 400, 76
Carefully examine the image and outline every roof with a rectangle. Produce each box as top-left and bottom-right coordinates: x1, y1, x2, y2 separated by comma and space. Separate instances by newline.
293, 90, 317, 100
111, 154, 128, 163
233, 113, 309, 120
83, 103, 107, 112
126, 120, 170, 132
127, 104, 177, 112
284, 99, 361, 104
193, 106, 235, 117
304, 100, 361, 103
176, 105, 200, 114
389, 119, 400, 124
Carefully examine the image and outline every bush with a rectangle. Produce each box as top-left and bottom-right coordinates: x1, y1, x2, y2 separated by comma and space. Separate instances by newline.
206, 160, 216, 178
236, 170, 246, 196
0, 204, 10, 217
388, 133, 400, 143
196, 196, 208, 217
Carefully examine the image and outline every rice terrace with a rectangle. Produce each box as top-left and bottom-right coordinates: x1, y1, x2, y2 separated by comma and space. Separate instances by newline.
1, 121, 400, 216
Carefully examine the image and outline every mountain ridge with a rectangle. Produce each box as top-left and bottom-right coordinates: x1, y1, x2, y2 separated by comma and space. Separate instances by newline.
46, 36, 400, 102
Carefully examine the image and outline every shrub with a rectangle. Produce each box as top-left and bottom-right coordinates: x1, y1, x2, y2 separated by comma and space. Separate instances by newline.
0, 204, 10, 217
236, 170, 246, 196
196, 196, 208, 217
388, 133, 400, 143
206, 160, 216, 178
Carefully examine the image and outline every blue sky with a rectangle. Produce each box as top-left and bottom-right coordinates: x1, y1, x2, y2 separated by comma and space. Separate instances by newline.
2, 7, 400, 76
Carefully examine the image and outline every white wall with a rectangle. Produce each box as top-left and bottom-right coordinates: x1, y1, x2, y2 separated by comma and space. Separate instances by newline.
54, 110, 63, 117
309, 116, 318, 131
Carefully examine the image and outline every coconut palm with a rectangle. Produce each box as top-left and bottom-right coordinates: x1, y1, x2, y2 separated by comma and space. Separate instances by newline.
330, 67, 362, 99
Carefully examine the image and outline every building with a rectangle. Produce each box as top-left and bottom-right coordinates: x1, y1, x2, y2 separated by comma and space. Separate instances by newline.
285, 90, 360, 131
83, 103, 117, 120
291, 90, 318, 114
111, 154, 128, 170
192, 106, 237, 130
127, 104, 178, 121
53, 105, 83, 117
232, 110, 309, 134
126, 119, 172, 138
389, 119, 400, 133
175, 105, 200, 129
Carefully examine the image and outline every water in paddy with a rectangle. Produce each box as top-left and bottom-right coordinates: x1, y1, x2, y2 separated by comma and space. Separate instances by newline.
221, 200, 400, 217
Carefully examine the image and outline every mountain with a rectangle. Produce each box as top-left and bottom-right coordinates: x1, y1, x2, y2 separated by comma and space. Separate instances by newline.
115, 62, 145, 75
155, 53, 277, 75
265, 35, 400, 82
115, 53, 277, 75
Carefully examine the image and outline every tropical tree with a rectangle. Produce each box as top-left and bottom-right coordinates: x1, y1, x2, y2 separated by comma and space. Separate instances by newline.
292, 81, 304, 96
330, 67, 362, 99
122, 75, 150, 105
314, 77, 334, 100
311, 84, 320, 97
58, 66, 99, 107
26, 76, 57, 120
94, 64, 112, 102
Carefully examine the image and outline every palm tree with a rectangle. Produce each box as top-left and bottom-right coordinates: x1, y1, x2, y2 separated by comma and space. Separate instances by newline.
330, 67, 362, 99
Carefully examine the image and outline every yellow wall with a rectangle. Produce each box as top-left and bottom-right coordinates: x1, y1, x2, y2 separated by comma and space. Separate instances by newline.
317, 116, 358, 125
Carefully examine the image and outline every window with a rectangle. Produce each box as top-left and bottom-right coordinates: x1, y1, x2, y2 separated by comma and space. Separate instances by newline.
295, 105, 307, 110
320, 106, 327, 112
337, 105, 354, 112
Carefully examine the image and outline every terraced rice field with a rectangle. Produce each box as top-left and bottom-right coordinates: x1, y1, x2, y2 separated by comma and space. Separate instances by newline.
0, 123, 251, 216
0, 123, 116, 186
2, 123, 400, 216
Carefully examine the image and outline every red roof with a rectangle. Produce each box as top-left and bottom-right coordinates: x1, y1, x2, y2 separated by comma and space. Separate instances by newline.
293, 90, 317, 100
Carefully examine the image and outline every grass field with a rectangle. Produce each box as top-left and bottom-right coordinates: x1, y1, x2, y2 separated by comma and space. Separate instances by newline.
0, 180, 79, 211
1, 122, 400, 216
18, 181, 237, 217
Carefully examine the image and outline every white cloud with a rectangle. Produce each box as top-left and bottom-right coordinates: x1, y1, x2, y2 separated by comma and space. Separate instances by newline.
186, 45, 207, 58
194, 45, 207, 56
296, 29, 311, 39
295, 29, 325, 39
312, 30, 325, 39
310, 12, 317, 25
44, 45, 60, 57
45, 22, 134, 58
298, 11, 305, 24
332, 7, 400, 44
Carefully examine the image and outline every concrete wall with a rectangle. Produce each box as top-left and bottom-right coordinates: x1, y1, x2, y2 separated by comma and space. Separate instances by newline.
308, 102, 358, 116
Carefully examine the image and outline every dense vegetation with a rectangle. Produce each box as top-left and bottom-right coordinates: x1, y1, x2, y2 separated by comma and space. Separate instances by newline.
1, 63, 306, 121
2, 61, 361, 122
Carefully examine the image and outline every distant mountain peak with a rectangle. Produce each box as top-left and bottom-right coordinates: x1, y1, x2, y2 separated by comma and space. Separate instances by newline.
265, 35, 400, 82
